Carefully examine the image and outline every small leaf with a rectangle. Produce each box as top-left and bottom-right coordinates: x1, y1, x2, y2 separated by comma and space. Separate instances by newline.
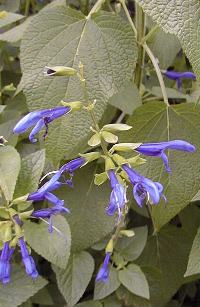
88, 133, 101, 147
0, 146, 20, 201
94, 267, 121, 300
118, 264, 149, 299
184, 226, 200, 277
24, 216, 71, 269
0, 265, 47, 307
54, 251, 94, 306
102, 124, 132, 132
94, 172, 108, 186
115, 226, 148, 261
101, 131, 118, 144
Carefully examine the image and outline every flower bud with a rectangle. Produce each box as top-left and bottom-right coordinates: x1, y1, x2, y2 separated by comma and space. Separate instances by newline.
44, 66, 77, 77
102, 123, 132, 132
110, 142, 142, 153
120, 229, 135, 237
12, 194, 29, 205
105, 157, 115, 171
61, 100, 83, 112
79, 151, 101, 164
105, 239, 114, 253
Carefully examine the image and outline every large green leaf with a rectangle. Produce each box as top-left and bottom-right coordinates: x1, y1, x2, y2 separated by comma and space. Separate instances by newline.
115, 226, 148, 261
0, 265, 47, 307
184, 226, 200, 277
20, 5, 137, 163
0, 145, 20, 201
14, 149, 45, 198
57, 163, 115, 251
53, 251, 94, 306
125, 102, 200, 230
137, 225, 192, 307
24, 216, 71, 269
135, 0, 200, 79
118, 264, 150, 299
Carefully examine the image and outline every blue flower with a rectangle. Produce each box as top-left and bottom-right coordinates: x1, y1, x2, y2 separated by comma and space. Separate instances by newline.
106, 170, 127, 221
0, 242, 14, 284
96, 252, 111, 283
135, 140, 196, 172
163, 70, 196, 90
13, 106, 70, 143
122, 164, 165, 207
28, 157, 85, 206
18, 237, 38, 279
31, 205, 69, 233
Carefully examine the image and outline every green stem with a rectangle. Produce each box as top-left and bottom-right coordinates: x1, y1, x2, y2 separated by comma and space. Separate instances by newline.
134, 4, 146, 90
87, 0, 106, 18
143, 43, 169, 106
25, 0, 31, 16
119, 0, 137, 37
141, 24, 159, 44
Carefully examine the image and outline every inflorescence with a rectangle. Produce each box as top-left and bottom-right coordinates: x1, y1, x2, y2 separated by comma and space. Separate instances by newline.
0, 64, 196, 284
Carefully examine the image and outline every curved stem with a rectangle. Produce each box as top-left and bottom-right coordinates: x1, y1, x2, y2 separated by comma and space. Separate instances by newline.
143, 43, 169, 106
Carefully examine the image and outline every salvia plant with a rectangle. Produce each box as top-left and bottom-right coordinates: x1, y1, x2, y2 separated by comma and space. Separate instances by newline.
1, 0, 200, 306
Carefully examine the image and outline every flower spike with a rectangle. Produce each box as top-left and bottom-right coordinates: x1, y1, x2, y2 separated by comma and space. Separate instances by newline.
0, 242, 14, 284
18, 237, 38, 279
13, 106, 70, 143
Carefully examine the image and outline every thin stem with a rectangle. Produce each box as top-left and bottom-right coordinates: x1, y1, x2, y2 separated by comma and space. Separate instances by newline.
134, 4, 146, 89
119, 0, 137, 37
87, 0, 106, 18
143, 43, 169, 106
146, 202, 157, 234
142, 24, 159, 44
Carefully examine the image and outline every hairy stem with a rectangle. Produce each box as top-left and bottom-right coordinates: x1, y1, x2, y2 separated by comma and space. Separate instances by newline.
134, 4, 146, 90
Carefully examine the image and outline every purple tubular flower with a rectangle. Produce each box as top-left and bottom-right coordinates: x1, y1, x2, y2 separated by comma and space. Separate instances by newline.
18, 237, 38, 279
135, 140, 196, 172
31, 205, 69, 233
60, 157, 85, 174
122, 164, 165, 207
0, 242, 14, 284
106, 170, 127, 220
96, 252, 111, 283
13, 106, 70, 143
163, 70, 196, 90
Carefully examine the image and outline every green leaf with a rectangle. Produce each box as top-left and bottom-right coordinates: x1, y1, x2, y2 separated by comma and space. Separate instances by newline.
118, 264, 150, 299
0, 265, 47, 307
0, 18, 31, 43
20, 5, 137, 163
148, 28, 181, 69
116, 285, 151, 307
184, 226, 200, 277
0, 118, 19, 146
53, 251, 94, 306
57, 164, 115, 251
0, 0, 20, 12
24, 216, 71, 269
135, 0, 200, 79
88, 133, 101, 147
14, 149, 45, 198
94, 267, 121, 300
108, 81, 142, 115
0, 145, 20, 201
102, 123, 132, 132
31, 286, 54, 306
0, 11, 24, 28
115, 226, 148, 261
125, 102, 200, 230
137, 225, 192, 306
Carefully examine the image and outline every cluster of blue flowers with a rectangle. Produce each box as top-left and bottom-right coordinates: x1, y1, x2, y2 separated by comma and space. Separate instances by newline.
0, 65, 196, 285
